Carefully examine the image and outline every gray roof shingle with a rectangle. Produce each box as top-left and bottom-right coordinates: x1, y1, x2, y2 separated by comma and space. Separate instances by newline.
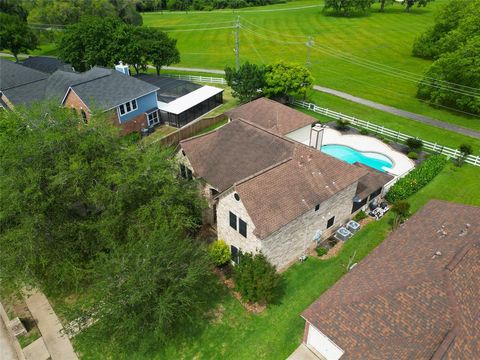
22, 56, 73, 74
0, 58, 48, 90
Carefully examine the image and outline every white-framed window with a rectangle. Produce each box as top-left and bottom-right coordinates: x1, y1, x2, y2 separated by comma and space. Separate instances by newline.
147, 110, 160, 127
119, 99, 137, 116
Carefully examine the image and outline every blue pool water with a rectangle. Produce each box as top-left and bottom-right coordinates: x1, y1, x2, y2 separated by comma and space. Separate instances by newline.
321, 144, 393, 172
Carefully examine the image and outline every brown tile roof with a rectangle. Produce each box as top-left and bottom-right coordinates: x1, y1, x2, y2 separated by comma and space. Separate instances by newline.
302, 200, 480, 360
225, 97, 316, 135
355, 163, 394, 199
180, 119, 295, 192
235, 145, 367, 239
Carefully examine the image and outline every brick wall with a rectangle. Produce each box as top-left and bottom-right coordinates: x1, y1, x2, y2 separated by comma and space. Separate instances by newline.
116, 112, 147, 135
64, 89, 90, 121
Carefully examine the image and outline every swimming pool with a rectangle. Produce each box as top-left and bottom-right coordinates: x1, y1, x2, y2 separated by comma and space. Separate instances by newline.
321, 144, 393, 172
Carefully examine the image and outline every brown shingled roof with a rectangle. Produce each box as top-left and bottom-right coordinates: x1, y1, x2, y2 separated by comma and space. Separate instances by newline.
302, 200, 480, 360
355, 163, 394, 199
225, 97, 316, 135
235, 145, 367, 239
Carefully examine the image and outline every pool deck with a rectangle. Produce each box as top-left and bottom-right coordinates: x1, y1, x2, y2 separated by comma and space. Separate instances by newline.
304, 128, 414, 177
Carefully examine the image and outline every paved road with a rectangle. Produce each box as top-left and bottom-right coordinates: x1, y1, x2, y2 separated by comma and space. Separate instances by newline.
162, 66, 225, 75
313, 86, 480, 139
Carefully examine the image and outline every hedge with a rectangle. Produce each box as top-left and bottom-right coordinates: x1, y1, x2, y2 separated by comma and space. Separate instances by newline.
385, 155, 447, 202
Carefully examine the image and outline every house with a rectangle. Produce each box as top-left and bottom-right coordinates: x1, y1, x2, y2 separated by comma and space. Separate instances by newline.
178, 100, 393, 269
225, 97, 316, 144
0, 58, 223, 133
136, 73, 224, 128
292, 200, 480, 360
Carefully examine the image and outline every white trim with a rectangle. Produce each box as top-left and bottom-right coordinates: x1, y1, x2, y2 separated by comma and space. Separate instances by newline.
306, 322, 344, 360
118, 99, 138, 116
103, 89, 158, 112
157, 86, 223, 115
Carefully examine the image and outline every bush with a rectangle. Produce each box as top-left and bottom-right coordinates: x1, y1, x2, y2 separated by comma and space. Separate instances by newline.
316, 247, 327, 257
391, 200, 410, 218
353, 210, 367, 222
385, 155, 447, 202
234, 252, 280, 304
208, 240, 230, 267
407, 151, 419, 160
335, 120, 349, 131
359, 128, 369, 135
459, 143, 473, 157
405, 137, 423, 152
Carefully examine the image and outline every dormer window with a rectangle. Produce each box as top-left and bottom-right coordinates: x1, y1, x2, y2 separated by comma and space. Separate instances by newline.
119, 99, 137, 116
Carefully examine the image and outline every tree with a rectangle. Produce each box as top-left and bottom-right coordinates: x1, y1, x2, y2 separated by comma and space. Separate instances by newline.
57, 16, 122, 71
0, 102, 204, 297
225, 62, 266, 103
115, 25, 150, 74
234, 253, 280, 304
145, 28, 180, 75
405, 137, 423, 152
391, 200, 410, 229
263, 62, 313, 101
0, 0, 29, 21
0, 13, 38, 62
323, 0, 373, 16
416, 36, 480, 115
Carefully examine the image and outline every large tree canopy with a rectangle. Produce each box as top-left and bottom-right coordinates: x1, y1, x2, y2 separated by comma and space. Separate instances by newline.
57, 16, 179, 72
0, 103, 204, 295
263, 62, 313, 100
0, 13, 38, 61
412, 0, 480, 114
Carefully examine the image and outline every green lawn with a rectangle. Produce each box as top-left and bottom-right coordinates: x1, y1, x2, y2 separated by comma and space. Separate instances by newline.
73, 163, 480, 359
300, 91, 480, 154
141, 0, 480, 132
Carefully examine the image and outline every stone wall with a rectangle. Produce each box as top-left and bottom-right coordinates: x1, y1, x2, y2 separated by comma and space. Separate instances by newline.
217, 188, 263, 255
261, 182, 358, 270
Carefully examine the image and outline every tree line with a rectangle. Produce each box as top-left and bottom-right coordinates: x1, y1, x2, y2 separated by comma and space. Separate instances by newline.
57, 16, 179, 74
136, 0, 284, 12
324, 0, 433, 16
413, 0, 480, 115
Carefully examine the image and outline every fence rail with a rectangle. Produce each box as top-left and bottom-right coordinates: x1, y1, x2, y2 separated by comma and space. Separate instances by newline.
162, 74, 227, 85
293, 99, 480, 167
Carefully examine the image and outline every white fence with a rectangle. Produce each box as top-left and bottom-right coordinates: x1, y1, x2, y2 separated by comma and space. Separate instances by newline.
163, 74, 227, 85
293, 99, 480, 167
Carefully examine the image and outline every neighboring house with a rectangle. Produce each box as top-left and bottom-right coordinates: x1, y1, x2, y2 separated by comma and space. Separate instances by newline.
292, 200, 480, 360
22, 56, 74, 74
178, 101, 393, 270
136, 74, 224, 128
0, 59, 223, 133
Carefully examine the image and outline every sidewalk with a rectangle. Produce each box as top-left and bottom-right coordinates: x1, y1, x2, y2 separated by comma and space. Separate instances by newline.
25, 291, 78, 360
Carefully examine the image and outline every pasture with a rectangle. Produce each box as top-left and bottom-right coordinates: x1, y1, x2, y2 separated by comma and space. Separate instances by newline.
142, 0, 480, 132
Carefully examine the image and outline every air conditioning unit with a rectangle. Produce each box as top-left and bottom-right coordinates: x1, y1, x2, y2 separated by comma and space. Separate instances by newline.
346, 220, 361, 234
335, 227, 352, 242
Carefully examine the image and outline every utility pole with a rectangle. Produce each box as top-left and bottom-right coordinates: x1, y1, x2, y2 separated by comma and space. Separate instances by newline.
306, 36, 314, 68
235, 16, 240, 70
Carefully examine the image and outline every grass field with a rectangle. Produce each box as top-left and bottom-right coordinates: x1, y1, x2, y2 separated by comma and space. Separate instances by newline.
73, 162, 480, 359
142, 0, 480, 132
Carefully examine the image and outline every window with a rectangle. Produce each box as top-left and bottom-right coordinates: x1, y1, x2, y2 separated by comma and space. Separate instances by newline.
147, 110, 160, 127
229, 212, 237, 230
239, 219, 247, 238
315, 204, 320, 211
119, 99, 138, 116
327, 216, 335, 229
231, 245, 241, 265
179, 164, 192, 180
80, 109, 87, 123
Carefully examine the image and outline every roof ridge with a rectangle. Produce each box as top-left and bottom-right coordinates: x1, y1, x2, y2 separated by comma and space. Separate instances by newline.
235, 118, 297, 144
70, 72, 112, 88
2, 77, 48, 91
234, 156, 294, 188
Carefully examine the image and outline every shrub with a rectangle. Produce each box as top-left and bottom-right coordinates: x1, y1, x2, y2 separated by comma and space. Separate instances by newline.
208, 240, 230, 267
316, 247, 327, 257
391, 200, 410, 230
385, 155, 447, 202
405, 137, 423, 152
335, 119, 349, 131
359, 128, 369, 135
407, 151, 419, 160
234, 252, 280, 304
459, 143, 473, 157
353, 210, 367, 222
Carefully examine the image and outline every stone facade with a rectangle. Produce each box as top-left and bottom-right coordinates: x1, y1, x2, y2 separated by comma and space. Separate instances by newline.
216, 182, 358, 271
217, 188, 263, 255
261, 182, 358, 270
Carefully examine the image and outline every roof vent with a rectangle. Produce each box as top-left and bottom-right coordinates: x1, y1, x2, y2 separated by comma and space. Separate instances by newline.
459, 223, 470, 237
432, 250, 442, 259
437, 224, 448, 237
